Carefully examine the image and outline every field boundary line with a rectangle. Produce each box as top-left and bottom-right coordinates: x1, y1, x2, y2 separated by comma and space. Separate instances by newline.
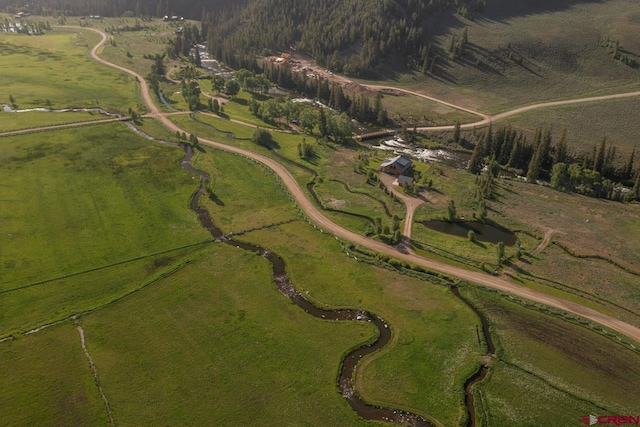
1, 240, 213, 295
75, 321, 115, 426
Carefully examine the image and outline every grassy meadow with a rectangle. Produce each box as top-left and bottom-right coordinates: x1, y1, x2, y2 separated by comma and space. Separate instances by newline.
0, 123, 211, 335
0, 110, 105, 132
499, 97, 640, 159
0, 28, 137, 115
361, 0, 640, 115
78, 245, 377, 426
462, 285, 640, 426
0, 323, 108, 426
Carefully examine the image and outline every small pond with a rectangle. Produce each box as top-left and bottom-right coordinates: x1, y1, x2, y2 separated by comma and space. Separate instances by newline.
421, 220, 517, 246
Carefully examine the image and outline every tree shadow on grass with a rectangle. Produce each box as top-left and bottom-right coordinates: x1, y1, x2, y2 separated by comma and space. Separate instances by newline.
208, 191, 224, 206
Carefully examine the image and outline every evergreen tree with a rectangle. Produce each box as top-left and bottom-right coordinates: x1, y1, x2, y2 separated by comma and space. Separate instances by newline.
318, 108, 328, 137
594, 137, 606, 173
447, 200, 457, 222
453, 121, 461, 144
624, 149, 636, 180
555, 128, 568, 164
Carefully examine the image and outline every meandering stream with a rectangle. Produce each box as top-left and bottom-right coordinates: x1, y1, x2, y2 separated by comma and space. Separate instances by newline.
128, 122, 433, 426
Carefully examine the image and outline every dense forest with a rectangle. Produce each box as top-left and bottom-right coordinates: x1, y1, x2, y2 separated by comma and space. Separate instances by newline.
205, 0, 486, 77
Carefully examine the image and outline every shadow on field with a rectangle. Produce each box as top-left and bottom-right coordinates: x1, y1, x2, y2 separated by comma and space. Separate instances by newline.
480, 0, 606, 23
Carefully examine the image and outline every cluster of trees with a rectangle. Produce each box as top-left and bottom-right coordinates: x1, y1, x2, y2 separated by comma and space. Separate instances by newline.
204, 0, 486, 77
467, 125, 639, 201
262, 63, 388, 126
180, 80, 201, 110
168, 23, 200, 59
0, 18, 50, 33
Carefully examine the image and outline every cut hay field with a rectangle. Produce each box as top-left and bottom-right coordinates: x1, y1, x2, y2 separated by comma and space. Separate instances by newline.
0, 28, 137, 114
462, 285, 640, 426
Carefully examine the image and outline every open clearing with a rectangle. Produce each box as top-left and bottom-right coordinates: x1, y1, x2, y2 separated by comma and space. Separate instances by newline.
0, 29, 137, 114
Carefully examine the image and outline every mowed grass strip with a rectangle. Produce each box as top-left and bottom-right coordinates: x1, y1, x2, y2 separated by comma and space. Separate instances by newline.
0, 111, 106, 133
244, 223, 482, 426
462, 285, 640, 424
79, 245, 376, 426
0, 122, 210, 290
0, 29, 137, 113
0, 323, 109, 425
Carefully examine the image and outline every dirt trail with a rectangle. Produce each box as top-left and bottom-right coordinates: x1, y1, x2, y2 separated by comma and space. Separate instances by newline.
70, 25, 640, 344
378, 173, 424, 240
532, 229, 557, 256
76, 322, 115, 426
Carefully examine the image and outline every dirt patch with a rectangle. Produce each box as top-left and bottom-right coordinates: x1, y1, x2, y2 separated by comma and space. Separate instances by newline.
327, 199, 347, 209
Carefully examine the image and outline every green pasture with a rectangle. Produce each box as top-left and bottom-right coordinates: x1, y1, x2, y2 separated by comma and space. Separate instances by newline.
0, 123, 210, 333
494, 178, 640, 273
192, 148, 299, 233
0, 323, 108, 425
190, 145, 483, 425
172, 113, 315, 185
0, 111, 105, 132
243, 222, 482, 426
313, 179, 390, 230
462, 285, 640, 425
0, 29, 137, 114
98, 20, 178, 78
219, 90, 281, 129
77, 245, 377, 426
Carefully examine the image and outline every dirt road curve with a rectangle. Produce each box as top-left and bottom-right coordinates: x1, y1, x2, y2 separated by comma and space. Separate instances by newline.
67, 26, 640, 344
363, 85, 640, 132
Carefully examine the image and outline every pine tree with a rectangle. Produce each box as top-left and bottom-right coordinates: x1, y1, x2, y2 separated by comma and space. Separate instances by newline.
527, 135, 544, 183
631, 170, 640, 201
594, 137, 606, 173
556, 128, 568, 164
468, 138, 485, 174
453, 121, 461, 144
318, 108, 328, 137
624, 149, 636, 180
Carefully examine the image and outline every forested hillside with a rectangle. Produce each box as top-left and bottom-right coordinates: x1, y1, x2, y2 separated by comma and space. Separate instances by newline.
205, 0, 486, 77
2, 0, 486, 77
0, 0, 232, 19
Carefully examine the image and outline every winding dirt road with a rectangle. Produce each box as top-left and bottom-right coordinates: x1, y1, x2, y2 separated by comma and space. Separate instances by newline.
363, 84, 640, 132
66, 25, 640, 344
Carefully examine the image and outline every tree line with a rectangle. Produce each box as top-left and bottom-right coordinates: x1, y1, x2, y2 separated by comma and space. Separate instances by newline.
467, 124, 640, 201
